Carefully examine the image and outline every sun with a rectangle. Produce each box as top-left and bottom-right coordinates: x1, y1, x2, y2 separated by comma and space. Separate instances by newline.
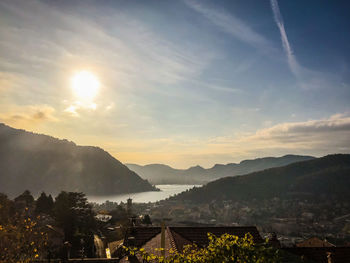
71, 71, 100, 101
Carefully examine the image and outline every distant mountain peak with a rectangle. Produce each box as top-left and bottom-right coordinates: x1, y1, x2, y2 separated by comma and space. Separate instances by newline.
126, 154, 315, 185
187, 165, 205, 171
170, 154, 350, 203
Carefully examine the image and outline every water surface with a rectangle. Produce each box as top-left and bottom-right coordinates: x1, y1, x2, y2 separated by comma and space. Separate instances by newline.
88, 184, 201, 204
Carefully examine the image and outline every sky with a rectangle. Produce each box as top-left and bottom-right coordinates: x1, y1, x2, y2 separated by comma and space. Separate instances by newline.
0, 0, 349, 168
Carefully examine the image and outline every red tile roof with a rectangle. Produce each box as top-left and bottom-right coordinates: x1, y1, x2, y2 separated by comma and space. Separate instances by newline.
121, 227, 350, 263
123, 227, 161, 247
123, 226, 263, 251
296, 237, 335, 247
169, 226, 264, 249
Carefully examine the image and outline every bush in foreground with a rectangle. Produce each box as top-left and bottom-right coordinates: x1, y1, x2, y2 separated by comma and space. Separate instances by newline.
125, 233, 280, 263
0, 212, 48, 263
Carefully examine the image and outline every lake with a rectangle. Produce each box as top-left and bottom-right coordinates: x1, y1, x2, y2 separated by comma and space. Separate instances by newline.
88, 184, 201, 204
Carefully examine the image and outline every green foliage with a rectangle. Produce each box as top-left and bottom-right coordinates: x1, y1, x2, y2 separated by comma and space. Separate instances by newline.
125, 233, 280, 263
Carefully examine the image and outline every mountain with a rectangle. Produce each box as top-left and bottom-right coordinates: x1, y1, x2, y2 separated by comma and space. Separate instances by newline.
169, 154, 350, 203
0, 123, 156, 197
126, 155, 315, 184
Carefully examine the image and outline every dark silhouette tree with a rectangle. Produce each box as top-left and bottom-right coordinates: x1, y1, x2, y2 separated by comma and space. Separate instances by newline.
14, 190, 35, 211
53, 191, 96, 257
15, 190, 34, 204
0, 193, 15, 224
142, 214, 152, 225
110, 205, 128, 223
35, 192, 54, 214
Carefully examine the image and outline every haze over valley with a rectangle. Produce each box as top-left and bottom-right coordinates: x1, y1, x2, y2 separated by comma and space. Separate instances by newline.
126, 155, 314, 185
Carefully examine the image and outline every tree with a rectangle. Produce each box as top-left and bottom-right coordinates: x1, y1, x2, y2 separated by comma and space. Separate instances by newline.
0, 212, 48, 262
0, 193, 15, 224
35, 192, 54, 215
142, 214, 152, 225
110, 205, 128, 223
53, 191, 96, 257
14, 190, 34, 209
125, 233, 281, 263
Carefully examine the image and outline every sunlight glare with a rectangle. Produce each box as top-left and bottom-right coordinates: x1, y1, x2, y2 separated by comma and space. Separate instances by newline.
71, 71, 100, 101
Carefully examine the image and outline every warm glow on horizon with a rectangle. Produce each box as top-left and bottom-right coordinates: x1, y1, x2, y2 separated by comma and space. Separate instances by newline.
71, 71, 100, 101
1, 0, 349, 168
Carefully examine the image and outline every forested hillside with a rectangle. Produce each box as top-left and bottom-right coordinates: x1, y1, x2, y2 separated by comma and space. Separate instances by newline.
127, 155, 315, 184
0, 123, 156, 197
171, 154, 350, 203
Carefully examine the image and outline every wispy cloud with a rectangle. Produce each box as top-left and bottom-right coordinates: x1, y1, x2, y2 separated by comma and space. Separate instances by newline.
269, 0, 343, 91
184, 0, 273, 53
0, 0, 213, 90
245, 113, 350, 143
0, 105, 57, 129
208, 113, 350, 149
0, 0, 347, 168
270, 0, 300, 76
0, 0, 216, 125
116, 113, 350, 168
224, 113, 350, 160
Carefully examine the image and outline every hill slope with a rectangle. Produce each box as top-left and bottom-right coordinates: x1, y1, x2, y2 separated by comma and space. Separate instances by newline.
0, 123, 156, 197
127, 155, 315, 184
170, 154, 350, 203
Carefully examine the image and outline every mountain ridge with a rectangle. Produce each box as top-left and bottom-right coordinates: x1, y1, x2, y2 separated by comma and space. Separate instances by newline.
0, 123, 156, 197
126, 154, 315, 184
168, 154, 350, 203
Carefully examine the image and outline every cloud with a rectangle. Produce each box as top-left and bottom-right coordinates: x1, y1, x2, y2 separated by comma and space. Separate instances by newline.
0, 0, 221, 135
270, 0, 300, 76
195, 113, 350, 166
184, 0, 272, 53
239, 113, 350, 151
0, 105, 57, 128
1, 0, 347, 168
64, 101, 97, 117
109, 113, 350, 168
0, 0, 215, 103
269, 0, 342, 91
184, 0, 336, 93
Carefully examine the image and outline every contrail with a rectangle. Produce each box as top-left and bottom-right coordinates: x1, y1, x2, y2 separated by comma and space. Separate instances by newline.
270, 0, 300, 76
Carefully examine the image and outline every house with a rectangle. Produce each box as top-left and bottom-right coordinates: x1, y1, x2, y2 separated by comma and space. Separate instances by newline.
118, 227, 350, 263
108, 239, 124, 257
283, 237, 350, 262
296, 237, 335, 247
45, 224, 65, 256
283, 247, 350, 263
95, 213, 113, 222
119, 226, 263, 262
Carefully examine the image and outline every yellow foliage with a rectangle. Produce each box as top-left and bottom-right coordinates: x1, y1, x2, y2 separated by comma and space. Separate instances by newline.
126, 233, 280, 263
0, 215, 49, 263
